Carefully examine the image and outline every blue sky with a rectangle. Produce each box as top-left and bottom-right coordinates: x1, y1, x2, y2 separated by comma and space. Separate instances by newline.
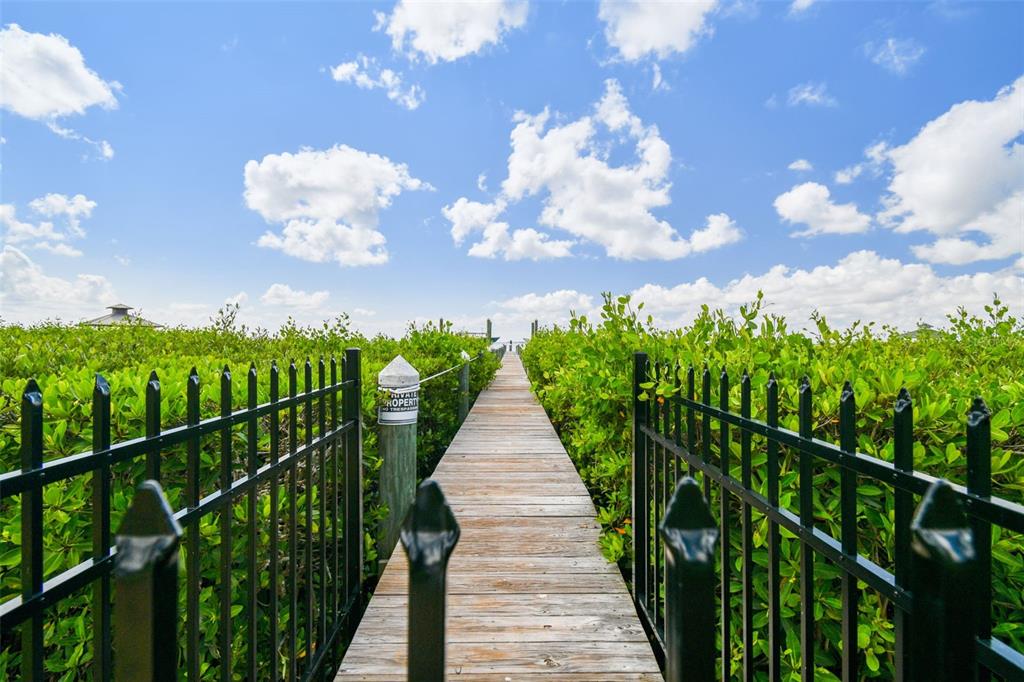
1, 1, 1021, 339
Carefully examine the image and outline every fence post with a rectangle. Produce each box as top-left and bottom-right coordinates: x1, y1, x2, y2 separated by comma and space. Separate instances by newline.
113, 480, 182, 682
660, 477, 718, 682
343, 348, 364, 610
632, 352, 649, 607
458, 350, 471, 423
909, 479, 978, 681
485, 318, 492, 342
378, 355, 419, 563
402, 479, 460, 682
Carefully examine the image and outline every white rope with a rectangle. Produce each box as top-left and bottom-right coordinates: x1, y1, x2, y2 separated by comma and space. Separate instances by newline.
379, 352, 484, 394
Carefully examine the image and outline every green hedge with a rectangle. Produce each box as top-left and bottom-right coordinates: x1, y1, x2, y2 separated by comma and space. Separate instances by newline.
0, 315, 500, 680
520, 292, 1023, 681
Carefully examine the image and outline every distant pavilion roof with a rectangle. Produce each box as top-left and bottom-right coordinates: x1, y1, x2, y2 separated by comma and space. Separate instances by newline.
84, 304, 164, 328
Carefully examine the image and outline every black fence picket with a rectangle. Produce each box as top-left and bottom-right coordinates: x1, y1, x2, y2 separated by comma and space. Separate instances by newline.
632, 351, 1024, 681
0, 349, 364, 681
401, 479, 461, 681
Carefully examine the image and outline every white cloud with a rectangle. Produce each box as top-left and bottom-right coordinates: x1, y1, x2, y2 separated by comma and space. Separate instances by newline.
789, 0, 817, 14
492, 289, 594, 328
28, 193, 96, 236
787, 82, 838, 107
865, 38, 925, 75
476, 173, 488, 192
330, 55, 425, 110
688, 213, 743, 252
375, 0, 528, 64
877, 76, 1024, 264
244, 144, 429, 266
0, 24, 119, 157
774, 182, 872, 237
788, 158, 813, 172
444, 79, 741, 261
0, 245, 115, 321
630, 250, 1023, 329
260, 283, 330, 309
467, 223, 575, 260
598, 0, 717, 61
353, 307, 377, 317
651, 63, 668, 91
1, 193, 96, 256
834, 140, 888, 185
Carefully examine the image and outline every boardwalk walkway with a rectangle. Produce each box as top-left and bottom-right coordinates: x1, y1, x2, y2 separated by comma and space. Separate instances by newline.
336, 354, 661, 680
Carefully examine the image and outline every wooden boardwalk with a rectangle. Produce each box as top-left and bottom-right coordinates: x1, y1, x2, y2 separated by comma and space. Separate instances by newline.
336, 354, 661, 681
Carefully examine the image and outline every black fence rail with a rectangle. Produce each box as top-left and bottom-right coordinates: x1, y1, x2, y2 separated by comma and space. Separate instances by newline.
1, 349, 363, 682
631, 352, 1024, 681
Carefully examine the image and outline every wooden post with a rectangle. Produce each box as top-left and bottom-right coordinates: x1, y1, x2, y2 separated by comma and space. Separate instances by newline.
485, 318, 492, 342
378, 355, 419, 563
458, 350, 471, 423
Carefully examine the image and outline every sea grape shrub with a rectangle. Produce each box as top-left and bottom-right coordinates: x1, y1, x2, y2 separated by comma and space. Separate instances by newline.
0, 318, 499, 681
520, 292, 1023, 681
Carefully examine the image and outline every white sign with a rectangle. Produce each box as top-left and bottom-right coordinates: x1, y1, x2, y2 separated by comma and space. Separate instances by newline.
379, 387, 419, 425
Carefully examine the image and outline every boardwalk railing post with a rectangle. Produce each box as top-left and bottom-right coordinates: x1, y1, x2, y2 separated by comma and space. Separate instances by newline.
402, 479, 460, 682
486, 318, 492, 342
113, 480, 182, 682
378, 355, 420, 563
458, 350, 471, 423
632, 352, 649, 606
660, 477, 719, 682
909, 479, 979, 681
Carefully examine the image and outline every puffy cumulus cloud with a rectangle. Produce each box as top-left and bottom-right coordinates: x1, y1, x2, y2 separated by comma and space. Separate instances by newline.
0, 245, 115, 321
375, 0, 527, 64
0, 24, 119, 157
478, 253, 1022, 336
244, 144, 429, 266
442, 197, 507, 246
877, 76, 1024, 265
774, 182, 871, 237
28, 193, 96, 236
598, 0, 717, 61
467, 224, 575, 261
788, 158, 813, 172
865, 38, 926, 75
1, 193, 96, 256
260, 283, 330, 309
688, 213, 742, 252
443, 79, 742, 261
630, 251, 1023, 330
491, 289, 595, 330
787, 82, 838, 107
330, 55, 424, 110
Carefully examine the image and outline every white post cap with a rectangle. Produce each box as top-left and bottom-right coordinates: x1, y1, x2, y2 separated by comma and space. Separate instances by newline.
460, 350, 471, 361
378, 355, 419, 389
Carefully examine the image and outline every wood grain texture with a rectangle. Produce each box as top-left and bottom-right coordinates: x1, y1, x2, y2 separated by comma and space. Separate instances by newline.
336, 355, 660, 681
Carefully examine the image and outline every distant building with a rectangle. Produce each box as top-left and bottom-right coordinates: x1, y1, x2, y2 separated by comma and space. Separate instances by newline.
84, 304, 163, 328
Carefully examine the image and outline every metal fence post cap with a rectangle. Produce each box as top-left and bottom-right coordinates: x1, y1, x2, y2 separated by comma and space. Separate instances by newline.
378, 355, 419, 389
114, 480, 183, 578
911, 479, 975, 565
401, 479, 460, 567
460, 350, 471, 361
659, 477, 718, 564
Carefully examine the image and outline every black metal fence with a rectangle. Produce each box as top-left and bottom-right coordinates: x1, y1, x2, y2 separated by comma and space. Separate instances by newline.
632, 352, 1024, 681
1, 349, 364, 681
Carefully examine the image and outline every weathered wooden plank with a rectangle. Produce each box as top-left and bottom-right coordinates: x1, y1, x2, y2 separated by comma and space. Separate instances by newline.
336, 355, 658, 681
338, 642, 661, 675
